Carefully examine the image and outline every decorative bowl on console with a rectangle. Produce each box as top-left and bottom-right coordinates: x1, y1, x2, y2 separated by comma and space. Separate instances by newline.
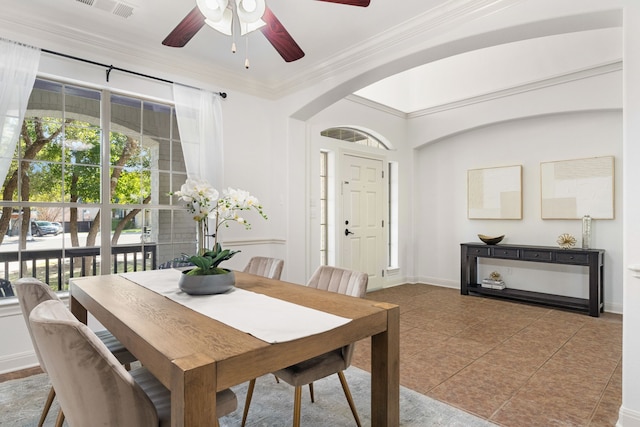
478, 234, 505, 245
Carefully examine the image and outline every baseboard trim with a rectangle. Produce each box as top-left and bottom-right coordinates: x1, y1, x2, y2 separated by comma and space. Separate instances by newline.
618, 405, 640, 427
415, 277, 460, 289
0, 351, 39, 376
606, 301, 623, 315
0, 365, 43, 382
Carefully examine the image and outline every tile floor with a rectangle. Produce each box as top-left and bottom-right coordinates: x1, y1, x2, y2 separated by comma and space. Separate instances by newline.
351, 283, 622, 427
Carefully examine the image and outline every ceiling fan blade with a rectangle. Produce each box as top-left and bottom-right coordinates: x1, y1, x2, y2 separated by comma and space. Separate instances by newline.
260, 7, 305, 62
162, 7, 206, 47
315, 0, 371, 6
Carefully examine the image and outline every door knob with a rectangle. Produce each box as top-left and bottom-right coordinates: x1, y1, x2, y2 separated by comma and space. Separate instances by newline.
345, 229, 354, 236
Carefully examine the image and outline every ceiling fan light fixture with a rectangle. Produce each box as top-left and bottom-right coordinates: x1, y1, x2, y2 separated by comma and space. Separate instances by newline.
196, 0, 229, 22
239, 18, 266, 36
163, 0, 308, 64
204, 7, 233, 35
236, 0, 266, 24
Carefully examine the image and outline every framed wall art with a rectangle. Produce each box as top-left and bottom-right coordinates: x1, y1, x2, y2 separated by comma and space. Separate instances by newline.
540, 156, 614, 219
467, 165, 522, 219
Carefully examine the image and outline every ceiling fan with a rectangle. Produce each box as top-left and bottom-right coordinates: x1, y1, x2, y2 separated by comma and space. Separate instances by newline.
162, 0, 371, 63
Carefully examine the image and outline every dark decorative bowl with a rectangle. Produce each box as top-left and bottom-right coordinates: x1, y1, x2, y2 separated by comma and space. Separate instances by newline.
478, 234, 504, 245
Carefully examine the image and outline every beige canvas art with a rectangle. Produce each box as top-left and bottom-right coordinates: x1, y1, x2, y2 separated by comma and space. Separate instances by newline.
468, 165, 522, 219
540, 156, 614, 219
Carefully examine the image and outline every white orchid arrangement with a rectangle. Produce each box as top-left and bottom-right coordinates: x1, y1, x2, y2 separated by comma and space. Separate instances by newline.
171, 178, 267, 275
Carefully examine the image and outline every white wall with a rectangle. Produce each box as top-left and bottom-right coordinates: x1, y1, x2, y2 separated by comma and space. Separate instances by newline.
0, 304, 39, 371
210, 91, 290, 274
414, 109, 622, 310
407, 63, 623, 312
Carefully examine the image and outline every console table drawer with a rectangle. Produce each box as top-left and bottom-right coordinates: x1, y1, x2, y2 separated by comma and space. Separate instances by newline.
556, 252, 590, 264
522, 249, 553, 261
467, 246, 491, 256
492, 247, 520, 259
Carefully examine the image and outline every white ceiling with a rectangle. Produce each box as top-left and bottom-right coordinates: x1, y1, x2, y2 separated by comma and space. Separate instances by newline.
0, 0, 623, 113
355, 27, 622, 113
0, 0, 453, 92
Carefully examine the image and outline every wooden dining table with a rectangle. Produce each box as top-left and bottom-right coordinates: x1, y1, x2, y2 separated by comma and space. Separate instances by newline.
70, 271, 400, 427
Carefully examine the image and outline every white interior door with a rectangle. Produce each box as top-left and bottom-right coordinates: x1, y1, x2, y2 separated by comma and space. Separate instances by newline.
341, 154, 384, 290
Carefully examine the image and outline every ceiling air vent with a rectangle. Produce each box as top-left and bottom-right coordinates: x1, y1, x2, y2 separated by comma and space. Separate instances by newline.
74, 0, 134, 19
112, 3, 134, 18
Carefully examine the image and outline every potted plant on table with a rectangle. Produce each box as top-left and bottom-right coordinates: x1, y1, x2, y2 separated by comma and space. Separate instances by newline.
170, 179, 267, 294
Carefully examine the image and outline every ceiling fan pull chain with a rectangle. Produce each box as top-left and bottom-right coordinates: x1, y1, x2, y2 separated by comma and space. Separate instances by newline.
231, 12, 237, 53
245, 36, 250, 69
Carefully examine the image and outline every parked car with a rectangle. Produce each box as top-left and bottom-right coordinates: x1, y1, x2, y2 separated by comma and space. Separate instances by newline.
51, 222, 63, 234
31, 220, 60, 236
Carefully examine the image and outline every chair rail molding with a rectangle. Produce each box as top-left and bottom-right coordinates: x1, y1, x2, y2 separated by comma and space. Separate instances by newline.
627, 264, 640, 278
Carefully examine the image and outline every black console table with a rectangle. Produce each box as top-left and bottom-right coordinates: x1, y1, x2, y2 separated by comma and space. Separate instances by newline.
460, 243, 605, 317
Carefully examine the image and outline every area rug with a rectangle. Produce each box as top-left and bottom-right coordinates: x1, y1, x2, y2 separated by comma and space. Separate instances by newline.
0, 366, 496, 426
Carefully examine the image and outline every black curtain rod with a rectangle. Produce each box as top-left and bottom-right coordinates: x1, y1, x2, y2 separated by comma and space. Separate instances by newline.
41, 48, 227, 99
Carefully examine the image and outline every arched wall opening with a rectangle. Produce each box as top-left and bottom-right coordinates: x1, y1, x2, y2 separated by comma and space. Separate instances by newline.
291, 9, 621, 121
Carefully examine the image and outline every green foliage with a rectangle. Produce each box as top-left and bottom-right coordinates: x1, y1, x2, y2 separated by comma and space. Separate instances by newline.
185, 243, 240, 276
9, 117, 151, 205
113, 169, 151, 204
110, 132, 150, 204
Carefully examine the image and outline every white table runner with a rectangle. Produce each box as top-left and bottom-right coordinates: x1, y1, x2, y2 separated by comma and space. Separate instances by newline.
120, 269, 351, 343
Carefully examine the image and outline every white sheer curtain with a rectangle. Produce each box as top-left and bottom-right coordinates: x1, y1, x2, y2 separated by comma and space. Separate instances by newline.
0, 39, 40, 184
172, 84, 224, 189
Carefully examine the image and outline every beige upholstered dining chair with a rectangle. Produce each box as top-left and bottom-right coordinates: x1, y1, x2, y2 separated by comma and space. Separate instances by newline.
29, 299, 238, 427
243, 256, 284, 280
14, 277, 137, 427
242, 265, 368, 427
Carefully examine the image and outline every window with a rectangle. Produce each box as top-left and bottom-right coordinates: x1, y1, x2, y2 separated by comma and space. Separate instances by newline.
320, 151, 328, 265
0, 78, 192, 295
388, 161, 398, 268
320, 127, 389, 150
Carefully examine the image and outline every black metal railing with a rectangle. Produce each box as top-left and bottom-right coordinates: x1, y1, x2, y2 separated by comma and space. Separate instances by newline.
0, 243, 157, 291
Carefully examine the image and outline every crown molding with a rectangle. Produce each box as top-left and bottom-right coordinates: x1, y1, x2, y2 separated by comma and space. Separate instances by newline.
271, 0, 527, 98
1, 0, 536, 101
407, 60, 622, 118
345, 95, 408, 118
343, 60, 622, 117
0, 10, 278, 98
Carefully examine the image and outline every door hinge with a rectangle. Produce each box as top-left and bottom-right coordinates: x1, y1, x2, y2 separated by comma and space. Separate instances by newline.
382, 220, 384, 227
382, 269, 385, 277
381, 170, 384, 179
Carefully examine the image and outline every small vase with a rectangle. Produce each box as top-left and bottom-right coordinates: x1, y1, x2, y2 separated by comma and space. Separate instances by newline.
179, 270, 235, 295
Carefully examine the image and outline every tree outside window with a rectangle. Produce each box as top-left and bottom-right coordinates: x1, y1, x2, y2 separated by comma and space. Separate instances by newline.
0, 79, 190, 294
